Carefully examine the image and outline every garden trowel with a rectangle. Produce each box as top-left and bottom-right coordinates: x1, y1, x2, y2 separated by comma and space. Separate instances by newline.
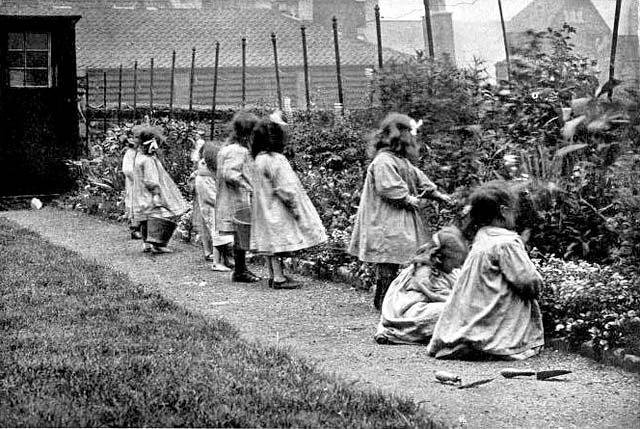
500, 368, 572, 380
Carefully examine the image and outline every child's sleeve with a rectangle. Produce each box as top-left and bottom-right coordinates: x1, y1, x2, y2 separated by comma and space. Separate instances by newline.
270, 158, 298, 215
498, 239, 543, 300
141, 157, 161, 195
414, 166, 438, 196
199, 180, 217, 207
372, 156, 409, 200
220, 149, 252, 191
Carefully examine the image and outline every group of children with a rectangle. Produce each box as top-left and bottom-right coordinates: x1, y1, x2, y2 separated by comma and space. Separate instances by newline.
121, 111, 545, 360
122, 111, 327, 289
349, 113, 544, 360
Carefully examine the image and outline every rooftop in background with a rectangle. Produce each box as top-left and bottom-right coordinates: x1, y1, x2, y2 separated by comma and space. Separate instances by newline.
0, 2, 409, 69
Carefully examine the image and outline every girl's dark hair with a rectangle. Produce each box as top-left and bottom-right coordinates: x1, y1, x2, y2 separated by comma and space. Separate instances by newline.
413, 226, 468, 271
368, 112, 415, 158
228, 111, 259, 149
466, 180, 515, 234
137, 126, 165, 155
251, 119, 286, 158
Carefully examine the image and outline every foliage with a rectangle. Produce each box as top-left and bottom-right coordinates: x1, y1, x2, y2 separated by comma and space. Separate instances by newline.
536, 253, 640, 356
374, 25, 638, 264
0, 219, 441, 428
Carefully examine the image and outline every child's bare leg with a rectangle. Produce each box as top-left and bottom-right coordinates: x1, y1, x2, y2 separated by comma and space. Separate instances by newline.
270, 256, 286, 282
266, 255, 275, 279
209, 247, 231, 271
200, 224, 214, 260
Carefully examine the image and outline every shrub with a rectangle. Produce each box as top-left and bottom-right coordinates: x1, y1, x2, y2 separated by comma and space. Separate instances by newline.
535, 253, 640, 355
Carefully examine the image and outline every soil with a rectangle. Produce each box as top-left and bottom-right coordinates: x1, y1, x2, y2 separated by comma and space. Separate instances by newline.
3, 208, 640, 429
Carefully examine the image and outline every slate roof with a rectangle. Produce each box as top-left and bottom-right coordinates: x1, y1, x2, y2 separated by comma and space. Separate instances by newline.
0, 2, 407, 69
0, 1, 81, 16
507, 0, 609, 34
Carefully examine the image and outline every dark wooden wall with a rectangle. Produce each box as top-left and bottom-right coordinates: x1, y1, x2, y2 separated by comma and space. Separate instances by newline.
0, 16, 81, 196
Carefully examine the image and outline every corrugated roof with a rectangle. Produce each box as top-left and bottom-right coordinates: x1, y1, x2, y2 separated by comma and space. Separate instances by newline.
1, 3, 407, 69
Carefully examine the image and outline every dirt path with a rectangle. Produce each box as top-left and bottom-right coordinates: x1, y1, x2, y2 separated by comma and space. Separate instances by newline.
3, 208, 639, 429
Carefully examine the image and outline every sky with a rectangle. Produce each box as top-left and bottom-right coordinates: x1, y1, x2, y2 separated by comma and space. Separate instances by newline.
379, 0, 534, 23
376, 0, 638, 80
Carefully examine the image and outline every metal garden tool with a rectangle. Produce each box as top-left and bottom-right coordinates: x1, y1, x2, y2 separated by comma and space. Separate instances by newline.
500, 368, 572, 380
435, 371, 495, 389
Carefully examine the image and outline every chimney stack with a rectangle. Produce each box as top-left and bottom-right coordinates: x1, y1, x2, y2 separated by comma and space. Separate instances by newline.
616, 0, 640, 90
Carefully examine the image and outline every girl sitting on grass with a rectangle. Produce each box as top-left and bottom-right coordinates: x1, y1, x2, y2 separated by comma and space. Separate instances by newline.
249, 112, 327, 289
427, 181, 544, 360
375, 226, 468, 345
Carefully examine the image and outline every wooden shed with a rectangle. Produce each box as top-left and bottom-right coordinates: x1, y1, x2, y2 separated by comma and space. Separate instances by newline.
0, 9, 82, 196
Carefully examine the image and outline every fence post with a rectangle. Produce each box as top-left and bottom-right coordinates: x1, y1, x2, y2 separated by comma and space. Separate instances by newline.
271, 33, 283, 110
169, 50, 176, 117
300, 26, 311, 111
189, 47, 196, 114
210, 41, 220, 140
497, 0, 510, 81
374, 4, 383, 69
332, 16, 344, 114
102, 71, 107, 133
241, 37, 247, 108
423, 0, 435, 59
149, 57, 154, 110
133, 60, 138, 120
608, 0, 623, 99
117, 64, 123, 123
84, 68, 90, 147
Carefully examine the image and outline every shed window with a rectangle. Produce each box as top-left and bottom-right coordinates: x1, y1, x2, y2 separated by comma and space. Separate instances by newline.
7, 32, 51, 88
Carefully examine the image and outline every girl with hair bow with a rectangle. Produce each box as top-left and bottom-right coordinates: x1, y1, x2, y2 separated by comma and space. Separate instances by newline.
349, 113, 454, 310
130, 126, 187, 254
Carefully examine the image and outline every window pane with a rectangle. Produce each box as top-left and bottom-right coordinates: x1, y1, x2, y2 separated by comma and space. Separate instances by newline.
8, 33, 24, 50
9, 70, 25, 87
26, 69, 48, 86
8, 51, 25, 67
25, 33, 48, 50
26, 51, 48, 68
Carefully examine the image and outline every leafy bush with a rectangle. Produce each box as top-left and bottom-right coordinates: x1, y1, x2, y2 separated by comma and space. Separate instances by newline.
536, 254, 640, 355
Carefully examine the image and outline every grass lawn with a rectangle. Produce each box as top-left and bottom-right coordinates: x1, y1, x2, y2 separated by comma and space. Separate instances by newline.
0, 218, 441, 428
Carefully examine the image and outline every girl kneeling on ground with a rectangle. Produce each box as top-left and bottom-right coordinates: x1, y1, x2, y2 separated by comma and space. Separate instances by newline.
375, 226, 468, 345
427, 181, 545, 360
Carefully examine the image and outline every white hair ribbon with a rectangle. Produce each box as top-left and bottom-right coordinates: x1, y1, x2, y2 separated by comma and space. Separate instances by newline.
142, 138, 159, 152
269, 110, 288, 126
409, 119, 423, 136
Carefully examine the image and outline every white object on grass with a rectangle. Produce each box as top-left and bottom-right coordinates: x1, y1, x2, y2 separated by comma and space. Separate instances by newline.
30, 198, 43, 210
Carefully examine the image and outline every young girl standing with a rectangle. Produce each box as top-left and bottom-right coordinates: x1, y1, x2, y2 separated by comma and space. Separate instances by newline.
120, 130, 141, 239
427, 181, 545, 360
131, 127, 187, 254
250, 114, 327, 289
375, 226, 468, 345
349, 113, 453, 310
214, 112, 260, 282
195, 141, 234, 271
